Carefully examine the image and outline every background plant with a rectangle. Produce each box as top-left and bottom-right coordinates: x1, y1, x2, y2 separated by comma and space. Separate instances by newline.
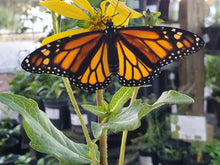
205, 55, 220, 100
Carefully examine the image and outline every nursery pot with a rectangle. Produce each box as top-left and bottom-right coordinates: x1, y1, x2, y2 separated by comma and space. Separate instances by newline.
34, 98, 45, 112
166, 139, 191, 151
206, 97, 216, 113
202, 26, 220, 51
68, 101, 97, 134
139, 149, 159, 165
43, 99, 71, 130
185, 154, 211, 165
158, 150, 184, 165
214, 100, 220, 126
0, 137, 20, 156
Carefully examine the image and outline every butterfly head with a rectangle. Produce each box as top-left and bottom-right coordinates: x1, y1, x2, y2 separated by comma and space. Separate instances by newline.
105, 19, 114, 29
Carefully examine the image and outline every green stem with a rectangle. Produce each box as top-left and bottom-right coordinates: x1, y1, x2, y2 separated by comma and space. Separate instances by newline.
63, 78, 98, 165
51, 11, 58, 34
96, 90, 108, 165
118, 130, 128, 165
99, 129, 108, 165
118, 87, 140, 165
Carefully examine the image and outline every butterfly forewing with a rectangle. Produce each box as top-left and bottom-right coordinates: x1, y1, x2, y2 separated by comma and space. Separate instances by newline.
22, 31, 113, 90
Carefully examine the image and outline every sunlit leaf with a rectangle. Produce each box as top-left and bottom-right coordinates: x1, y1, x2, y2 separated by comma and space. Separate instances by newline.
0, 93, 99, 165
92, 90, 194, 138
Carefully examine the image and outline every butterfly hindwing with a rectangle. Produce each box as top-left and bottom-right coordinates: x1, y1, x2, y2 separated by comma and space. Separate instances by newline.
116, 26, 205, 86
69, 42, 112, 90
116, 39, 159, 86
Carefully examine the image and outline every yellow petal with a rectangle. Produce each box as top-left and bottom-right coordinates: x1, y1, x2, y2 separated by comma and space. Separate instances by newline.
72, 0, 95, 15
100, 1, 108, 15
107, 0, 142, 18
106, 3, 114, 16
112, 14, 129, 26
40, 1, 90, 20
41, 29, 89, 46
105, 3, 127, 26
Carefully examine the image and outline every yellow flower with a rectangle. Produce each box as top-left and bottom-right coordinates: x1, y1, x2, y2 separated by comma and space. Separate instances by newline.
41, 0, 142, 46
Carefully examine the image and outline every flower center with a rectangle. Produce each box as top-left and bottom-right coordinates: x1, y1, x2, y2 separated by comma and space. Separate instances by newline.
88, 12, 112, 31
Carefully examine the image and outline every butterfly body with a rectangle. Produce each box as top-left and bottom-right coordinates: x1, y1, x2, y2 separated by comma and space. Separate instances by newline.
22, 20, 205, 91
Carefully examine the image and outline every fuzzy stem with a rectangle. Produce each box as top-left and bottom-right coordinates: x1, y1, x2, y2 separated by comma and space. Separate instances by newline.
99, 129, 108, 165
96, 89, 108, 165
118, 87, 140, 165
63, 78, 98, 165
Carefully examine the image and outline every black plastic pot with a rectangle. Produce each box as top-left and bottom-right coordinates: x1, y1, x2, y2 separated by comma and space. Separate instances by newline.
158, 156, 184, 165
43, 99, 71, 130
35, 99, 45, 112
166, 139, 191, 152
68, 101, 97, 134
202, 26, 220, 50
158, 150, 185, 165
0, 137, 20, 156
139, 149, 159, 165
185, 154, 211, 165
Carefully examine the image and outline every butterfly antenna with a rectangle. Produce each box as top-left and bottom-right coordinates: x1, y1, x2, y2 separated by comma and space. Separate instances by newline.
116, 12, 131, 28
113, 0, 120, 17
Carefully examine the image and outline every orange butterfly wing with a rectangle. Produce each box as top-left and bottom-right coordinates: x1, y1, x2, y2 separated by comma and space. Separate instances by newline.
116, 26, 205, 86
21, 31, 112, 90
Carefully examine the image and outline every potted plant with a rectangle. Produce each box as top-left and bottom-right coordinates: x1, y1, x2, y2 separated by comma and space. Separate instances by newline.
9, 71, 45, 111
185, 141, 211, 165
0, 154, 19, 165
0, 134, 20, 156
131, 110, 170, 165
158, 146, 186, 165
157, 139, 190, 165
203, 139, 220, 165
0, 153, 34, 165
37, 74, 70, 130
0, 117, 21, 156
0, 117, 18, 130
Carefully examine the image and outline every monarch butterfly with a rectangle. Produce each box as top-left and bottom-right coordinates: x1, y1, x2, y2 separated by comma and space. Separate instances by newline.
21, 20, 205, 91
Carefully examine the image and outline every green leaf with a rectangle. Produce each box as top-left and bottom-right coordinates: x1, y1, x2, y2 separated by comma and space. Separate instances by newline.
102, 100, 109, 111
155, 11, 161, 17
0, 93, 95, 165
109, 87, 135, 113
81, 104, 108, 118
155, 90, 194, 105
139, 90, 194, 118
92, 100, 144, 138
92, 90, 194, 138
